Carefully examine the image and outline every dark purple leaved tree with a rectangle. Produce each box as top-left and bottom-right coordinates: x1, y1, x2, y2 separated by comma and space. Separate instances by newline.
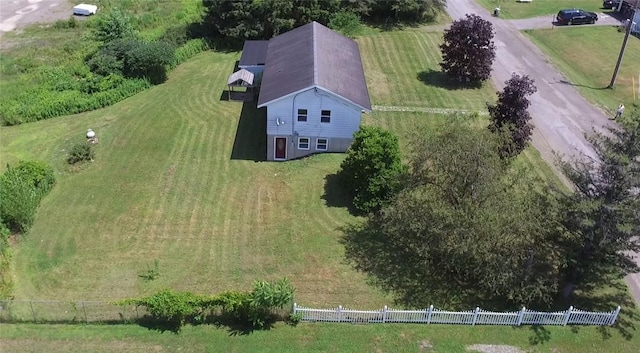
440, 14, 496, 84
488, 74, 537, 158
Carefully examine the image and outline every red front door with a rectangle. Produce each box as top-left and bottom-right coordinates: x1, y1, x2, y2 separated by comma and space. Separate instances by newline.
275, 137, 286, 159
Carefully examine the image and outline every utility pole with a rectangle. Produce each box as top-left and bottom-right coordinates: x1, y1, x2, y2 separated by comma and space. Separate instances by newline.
608, 8, 636, 89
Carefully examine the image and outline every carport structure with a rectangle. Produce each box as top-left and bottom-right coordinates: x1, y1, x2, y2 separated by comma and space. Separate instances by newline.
226, 69, 255, 101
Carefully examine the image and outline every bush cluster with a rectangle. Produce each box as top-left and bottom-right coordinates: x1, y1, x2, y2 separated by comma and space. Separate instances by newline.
0, 161, 56, 233
119, 278, 294, 332
67, 143, 95, 165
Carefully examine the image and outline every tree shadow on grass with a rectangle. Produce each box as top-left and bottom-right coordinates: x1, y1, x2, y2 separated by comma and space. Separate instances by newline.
417, 69, 482, 90
566, 280, 638, 341
508, 280, 637, 345
321, 173, 358, 215
230, 101, 266, 161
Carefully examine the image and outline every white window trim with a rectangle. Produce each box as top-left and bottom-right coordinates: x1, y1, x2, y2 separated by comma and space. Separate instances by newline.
298, 137, 310, 150
297, 109, 308, 122
316, 138, 328, 151
321, 110, 331, 123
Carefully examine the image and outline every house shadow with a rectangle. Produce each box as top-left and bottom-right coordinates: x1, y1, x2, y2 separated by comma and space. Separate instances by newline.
322, 173, 358, 215
230, 101, 266, 161
417, 69, 481, 90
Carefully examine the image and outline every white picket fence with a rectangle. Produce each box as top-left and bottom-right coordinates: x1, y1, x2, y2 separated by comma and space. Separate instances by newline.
293, 304, 621, 326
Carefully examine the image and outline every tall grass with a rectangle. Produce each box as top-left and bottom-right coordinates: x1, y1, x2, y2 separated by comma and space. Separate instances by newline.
0, 0, 206, 126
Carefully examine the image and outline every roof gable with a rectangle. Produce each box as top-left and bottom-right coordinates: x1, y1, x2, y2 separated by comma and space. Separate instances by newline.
257, 22, 371, 111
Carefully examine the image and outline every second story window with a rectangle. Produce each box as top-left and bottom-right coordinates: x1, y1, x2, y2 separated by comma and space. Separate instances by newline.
321, 110, 331, 123
297, 109, 308, 122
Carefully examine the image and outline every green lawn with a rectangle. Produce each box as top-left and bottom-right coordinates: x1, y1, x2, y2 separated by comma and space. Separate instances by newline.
0, 27, 504, 307
524, 26, 640, 115
1, 322, 639, 353
475, 0, 605, 19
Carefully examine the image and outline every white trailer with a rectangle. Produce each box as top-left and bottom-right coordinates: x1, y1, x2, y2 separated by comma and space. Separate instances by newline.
73, 4, 98, 16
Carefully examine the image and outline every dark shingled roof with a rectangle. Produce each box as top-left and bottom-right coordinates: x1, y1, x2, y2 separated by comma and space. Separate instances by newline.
257, 22, 371, 111
239, 40, 269, 67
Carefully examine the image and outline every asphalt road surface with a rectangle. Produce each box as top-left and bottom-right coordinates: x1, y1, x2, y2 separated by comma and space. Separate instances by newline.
445, 0, 639, 305
0, 0, 72, 34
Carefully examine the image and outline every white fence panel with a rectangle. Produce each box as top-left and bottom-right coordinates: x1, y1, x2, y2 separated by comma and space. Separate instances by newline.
341, 308, 383, 323
521, 310, 565, 325
568, 307, 618, 325
293, 304, 620, 326
476, 309, 519, 325
386, 308, 431, 323
430, 309, 474, 324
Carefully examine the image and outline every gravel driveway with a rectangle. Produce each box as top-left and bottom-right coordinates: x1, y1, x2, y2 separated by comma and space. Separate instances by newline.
445, 0, 640, 305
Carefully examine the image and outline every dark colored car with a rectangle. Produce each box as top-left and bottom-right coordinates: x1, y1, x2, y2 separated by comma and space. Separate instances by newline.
556, 9, 598, 25
602, 0, 621, 9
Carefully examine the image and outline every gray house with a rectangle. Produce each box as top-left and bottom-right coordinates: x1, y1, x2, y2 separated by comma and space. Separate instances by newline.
239, 21, 371, 161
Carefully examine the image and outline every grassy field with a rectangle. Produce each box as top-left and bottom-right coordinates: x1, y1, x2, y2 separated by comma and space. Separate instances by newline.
475, 0, 605, 19
524, 26, 640, 114
1, 322, 639, 353
0, 27, 507, 307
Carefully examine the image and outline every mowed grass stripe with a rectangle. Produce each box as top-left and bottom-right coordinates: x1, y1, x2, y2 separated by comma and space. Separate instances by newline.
358, 30, 495, 109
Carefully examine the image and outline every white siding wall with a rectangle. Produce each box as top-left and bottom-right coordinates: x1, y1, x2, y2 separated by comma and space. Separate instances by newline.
265, 87, 362, 139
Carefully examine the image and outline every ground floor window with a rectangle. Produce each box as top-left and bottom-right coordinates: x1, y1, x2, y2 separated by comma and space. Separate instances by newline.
298, 137, 310, 150
316, 138, 328, 151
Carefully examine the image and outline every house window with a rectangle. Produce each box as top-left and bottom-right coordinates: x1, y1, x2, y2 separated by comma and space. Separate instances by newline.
321, 110, 331, 123
297, 109, 308, 122
298, 137, 310, 150
316, 138, 328, 151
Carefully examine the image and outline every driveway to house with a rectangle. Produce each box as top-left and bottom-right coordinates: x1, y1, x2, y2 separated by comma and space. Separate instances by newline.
509, 12, 623, 30
445, 0, 640, 305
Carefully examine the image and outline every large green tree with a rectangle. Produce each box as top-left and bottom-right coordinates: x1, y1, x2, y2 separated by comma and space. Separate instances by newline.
342, 122, 563, 308
557, 114, 640, 300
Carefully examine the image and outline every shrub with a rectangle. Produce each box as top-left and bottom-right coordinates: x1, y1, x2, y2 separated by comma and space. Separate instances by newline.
93, 8, 136, 42
329, 11, 362, 38
338, 126, 405, 214
122, 289, 205, 331
11, 160, 56, 195
67, 142, 95, 165
0, 168, 40, 233
123, 40, 174, 83
87, 52, 124, 76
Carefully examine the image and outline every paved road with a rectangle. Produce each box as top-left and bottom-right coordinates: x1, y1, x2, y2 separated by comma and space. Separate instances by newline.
509, 12, 623, 30
0, 0, 71, 34
445, 0, 640, 305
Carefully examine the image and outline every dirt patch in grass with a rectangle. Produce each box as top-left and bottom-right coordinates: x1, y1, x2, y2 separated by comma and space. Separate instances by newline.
466, 344, 526, 353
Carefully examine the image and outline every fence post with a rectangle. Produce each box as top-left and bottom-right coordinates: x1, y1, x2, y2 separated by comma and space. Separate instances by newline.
563, 306, 573, 326
517, 307, 526, 326
610, 306, 621, 326
82, 302, 88, 323
382, 305, 387, 323
337, 305, 342, 322
472, 307, 479, 326
29, 301, 37, 323
426, 305, 433, 324
293, 303, 297, 316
